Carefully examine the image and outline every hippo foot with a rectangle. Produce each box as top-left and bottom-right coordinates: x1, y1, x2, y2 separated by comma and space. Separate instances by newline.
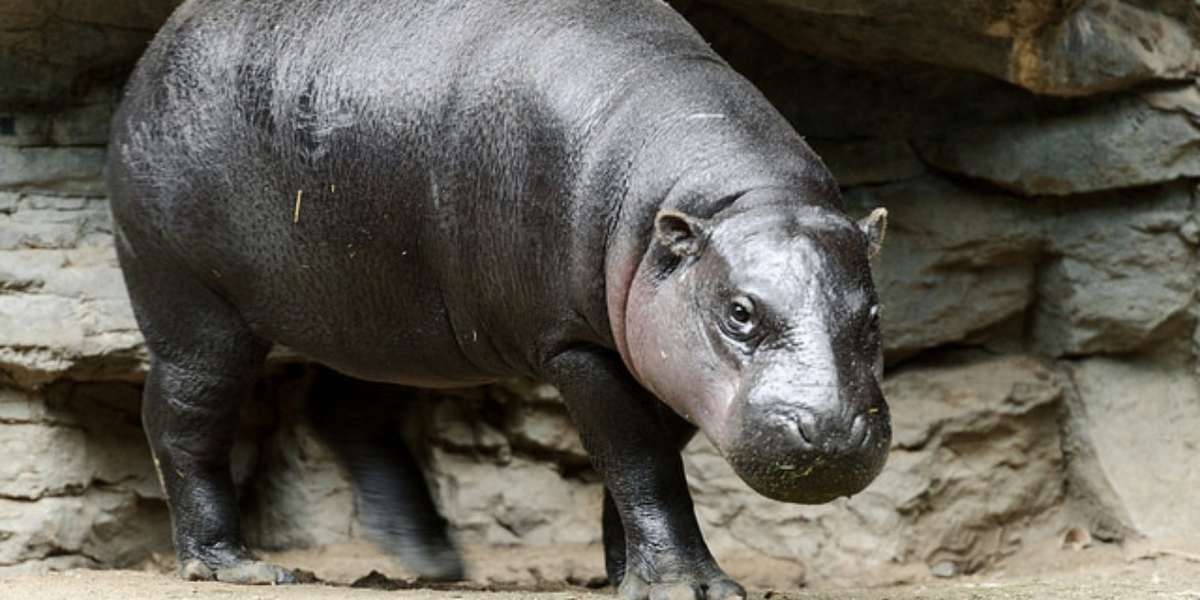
618, 570, 746, 600
181, 558, 298, 585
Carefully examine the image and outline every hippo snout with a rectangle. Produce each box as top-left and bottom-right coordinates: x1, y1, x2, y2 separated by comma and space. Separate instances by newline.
721, 386, 891, 505
794, 405, 871, 453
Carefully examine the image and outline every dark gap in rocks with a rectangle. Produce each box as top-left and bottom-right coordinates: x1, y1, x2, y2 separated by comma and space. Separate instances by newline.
1022, 245, 1057, 359
908, 163, 1040, 200
885, 345, 1016, 376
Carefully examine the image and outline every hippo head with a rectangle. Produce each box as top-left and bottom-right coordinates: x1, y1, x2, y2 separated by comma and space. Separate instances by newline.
623, 192, 890, 504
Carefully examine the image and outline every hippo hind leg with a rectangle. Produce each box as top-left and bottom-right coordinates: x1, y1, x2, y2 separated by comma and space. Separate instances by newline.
118, 238, 295, 585
308, 369, 464, 581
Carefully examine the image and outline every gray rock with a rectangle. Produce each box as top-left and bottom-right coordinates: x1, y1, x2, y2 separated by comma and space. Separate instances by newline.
0, 422, 92, 499
684, 353, 1065, 582
697, 0, 1199, 96
809, 139, 924, 187
0, 195, 110, 250
501, 401, 588, 465
844, 177, 1196, 360
0, 147, 107, 196
915, 92, 1200, 196
0, 111, 51, 147
680, 6, 1037, 144
0, 192, 18, 213
0, 384, 170, 569
0, 0, 180, 106
50, 93, 117, 147
1017, 1, 1200, 96
0, 195, 144, 388
844, 177, 1042, 360
426, 395, 511, 459
0, 384, 159, 501
930, 561, 957, 578
0, 93, 113, 149
0, 489, 170, 568
490, 385, 589, 466
241, 405, 358, 551
1063, 357, 1200, 541
429, 448, 602, 547
0, 555, 97, 576
1034, 184, 1197, 356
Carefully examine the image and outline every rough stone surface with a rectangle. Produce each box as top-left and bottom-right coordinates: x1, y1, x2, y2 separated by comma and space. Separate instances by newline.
0, 194, 143, 388
0, 384, 169, 569
685, 353, 1067, 582
1024, 1, 1200, 95
1033, 184, 1198, 357
0, 147, 108, 196
0, 384, 159, 501
692, 0, 1200, 96
420, 387, 600, 547
915, 90, 1200, 196
843, 178, 1042, 360
229, 354, 1070, 584
0, 489, 170, 569
1063, 357, 1200, 543
807, 139, 925, 188
0, 0, 181, 106
239, 371, 360, 552
838, 175, 1197, 361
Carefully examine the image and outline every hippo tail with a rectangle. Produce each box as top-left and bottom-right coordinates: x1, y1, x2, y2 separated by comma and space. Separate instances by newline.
307, 368, 465, 581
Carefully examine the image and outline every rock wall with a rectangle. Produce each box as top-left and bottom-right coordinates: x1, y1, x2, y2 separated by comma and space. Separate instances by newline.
1, 0, 1198, 587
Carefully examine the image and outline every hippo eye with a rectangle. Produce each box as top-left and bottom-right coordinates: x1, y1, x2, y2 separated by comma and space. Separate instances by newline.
868, 305, 881, 326
722, 296, 759, 340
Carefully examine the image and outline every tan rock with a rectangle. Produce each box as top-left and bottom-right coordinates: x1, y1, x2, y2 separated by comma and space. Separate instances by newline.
685, 354, 1066, 582
699, 0, 1199, 96
1064, 358, 1200, 540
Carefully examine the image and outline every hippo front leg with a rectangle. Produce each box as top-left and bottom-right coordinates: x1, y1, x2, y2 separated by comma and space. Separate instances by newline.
603, 421, 698, 588
545, 348, 744, 600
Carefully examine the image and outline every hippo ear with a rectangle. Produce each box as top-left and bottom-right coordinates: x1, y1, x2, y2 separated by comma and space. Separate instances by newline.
858, 207, 887, 259
654, 209, 709, 257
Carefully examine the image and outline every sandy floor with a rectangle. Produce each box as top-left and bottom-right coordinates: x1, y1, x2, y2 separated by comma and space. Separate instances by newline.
2, 542, 1199, 600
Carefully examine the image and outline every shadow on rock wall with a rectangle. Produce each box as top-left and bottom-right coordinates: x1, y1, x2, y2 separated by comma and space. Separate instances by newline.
1, 0, 1198, 588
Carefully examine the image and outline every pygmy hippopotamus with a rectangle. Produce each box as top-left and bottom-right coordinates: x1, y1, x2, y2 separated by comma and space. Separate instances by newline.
107, 1, 892, 598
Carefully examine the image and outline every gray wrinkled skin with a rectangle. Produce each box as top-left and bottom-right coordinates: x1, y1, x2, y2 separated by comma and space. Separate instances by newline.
108, 1, 891, 598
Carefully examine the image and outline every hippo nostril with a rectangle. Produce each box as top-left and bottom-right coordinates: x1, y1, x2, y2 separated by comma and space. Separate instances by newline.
794, 410, 817, 446
849, 412, 868, 448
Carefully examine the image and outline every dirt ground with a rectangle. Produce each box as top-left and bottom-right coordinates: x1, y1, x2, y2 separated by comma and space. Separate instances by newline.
2, 541, 1199, 600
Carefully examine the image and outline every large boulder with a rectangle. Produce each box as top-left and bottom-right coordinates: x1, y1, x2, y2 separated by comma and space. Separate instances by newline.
916, 89, 1200, 196
686, 353, 1066, 582
421, 386, 601, 547
1033, 183, 1197, 356
0, 148, 107, 196
0, 194, 143, 389
844, 178, 1042, 361
1062, 357, 1200, 543
843, 177, 1198, 361
0, 384, 169, 572
694, 0, 1200, 96
0, 0, 180, 106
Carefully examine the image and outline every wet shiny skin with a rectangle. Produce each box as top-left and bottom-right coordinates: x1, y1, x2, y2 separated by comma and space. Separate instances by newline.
108, 0, 889, 598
